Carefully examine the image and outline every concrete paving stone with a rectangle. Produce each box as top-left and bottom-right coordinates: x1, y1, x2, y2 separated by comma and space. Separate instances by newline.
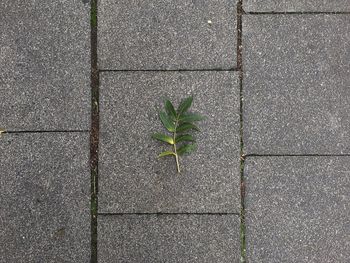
244, 0, 350, 12
245, 157, 350, 263
243, 15, 350, 154
98, 214, 240, 263
99, 72, 240, 213
0, 133, 90, 262
0, 1, 90, 131
98, 0, 237, 70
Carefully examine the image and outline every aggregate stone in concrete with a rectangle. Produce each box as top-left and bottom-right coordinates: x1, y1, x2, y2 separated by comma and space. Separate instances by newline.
244, 0, 350, 12
98, 0, 237, 70
243, 15, 350, 154
0, 1, 90, 131
98, 215, 240, 263
245, 157, 350, 263
99, 72, 240, 213
0, 133, 90, 262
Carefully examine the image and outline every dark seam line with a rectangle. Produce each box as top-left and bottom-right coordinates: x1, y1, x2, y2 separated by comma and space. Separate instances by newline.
99, 68, 238, 72
245, 154, 350, 157
4, 130, 89, 134
90, 0, 99, 262
245, 11, 350, 15
237, 1, 247, 262
98, 212, 240, 216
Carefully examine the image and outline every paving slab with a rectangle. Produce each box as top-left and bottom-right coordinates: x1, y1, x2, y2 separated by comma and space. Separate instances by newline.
243, 15, 350, 154
98, 214, 240, 262
0, 133, 90, 262
98, 0, 237, 70
245, 157, 350, 263
0, 1, 90, 131
99, 72, 240, 213
244, 0, 350, 12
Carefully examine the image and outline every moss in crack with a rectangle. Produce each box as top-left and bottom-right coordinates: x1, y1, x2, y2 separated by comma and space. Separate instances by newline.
91, 0, 97, 28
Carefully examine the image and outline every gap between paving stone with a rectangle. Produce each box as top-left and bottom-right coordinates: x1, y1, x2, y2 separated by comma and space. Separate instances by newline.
98, 212, 240, 216
4, 130, 89, 133
99, 68, 239, 72
244, 11, 350, 14
90, 0, 99, 262
237, 0, 246, 262
245, 154, 350, 157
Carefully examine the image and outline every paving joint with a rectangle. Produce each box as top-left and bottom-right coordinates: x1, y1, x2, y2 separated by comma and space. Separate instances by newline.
245, 154, 350, 157
90, 0, 99, 262
237, 0, 246, 262
99, 68, 239, 72
98, 212, 240, 216
4, 130, 89, 134
245, 11, 350, 15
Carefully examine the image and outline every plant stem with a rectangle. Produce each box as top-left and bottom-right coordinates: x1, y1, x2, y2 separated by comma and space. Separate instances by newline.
173, 118, 181, 173
174, 151, 180, 173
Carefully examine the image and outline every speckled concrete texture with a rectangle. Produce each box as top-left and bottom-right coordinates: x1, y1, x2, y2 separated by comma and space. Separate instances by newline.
245, 157, 350, 263
0, 133, 90, 262
0, 0, 90, 131
98, 71, 240, 213
98, 215, 240, 263
243, 15, 350, 154
244, 0, 350, 12
98, 0, 237, 70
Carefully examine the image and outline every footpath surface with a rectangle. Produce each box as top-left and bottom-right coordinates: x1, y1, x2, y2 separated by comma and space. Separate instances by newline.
0, 0, 349, 262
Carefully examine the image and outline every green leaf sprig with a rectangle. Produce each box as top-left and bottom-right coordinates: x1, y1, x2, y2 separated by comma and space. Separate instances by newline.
152, 96, 204, 173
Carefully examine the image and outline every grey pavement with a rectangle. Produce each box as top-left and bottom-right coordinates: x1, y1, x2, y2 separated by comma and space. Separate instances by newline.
98, 215, 240, 263
244, 0, 350, 12
0, 133, 90, 262
243, 15, 350, 155
0, 0, 90, 131
98, 0, 237, 70
1, 0, 350, 262
245, 157, 350, 262
98, 71, 240, 213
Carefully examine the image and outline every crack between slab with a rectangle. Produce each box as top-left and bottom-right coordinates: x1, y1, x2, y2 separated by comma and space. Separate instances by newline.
99, 68, 239, 72
245, 11, 350, 15
245, 154, 350, 157
90, 0, 99, 262
237, 1, 246, 263
98, 212, 240, 216
4, 130, 89, 134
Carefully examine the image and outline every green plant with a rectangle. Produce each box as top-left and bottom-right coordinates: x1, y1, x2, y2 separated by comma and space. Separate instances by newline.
152, 96, 204, 173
